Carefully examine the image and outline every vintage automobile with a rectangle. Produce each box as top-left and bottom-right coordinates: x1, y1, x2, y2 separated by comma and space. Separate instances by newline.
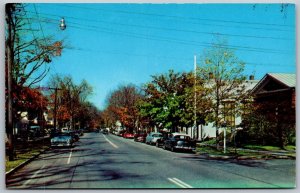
134, 132, 147, 143
102, 129, 109, 135
145, 132, 163, 145
50, 132, 74, 147
155, 132, 170, 147
163, 133, 196, 152
123, 132, 134, 139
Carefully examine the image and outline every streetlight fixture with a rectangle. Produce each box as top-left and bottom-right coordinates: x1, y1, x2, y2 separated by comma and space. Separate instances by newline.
59, 17, 66, 30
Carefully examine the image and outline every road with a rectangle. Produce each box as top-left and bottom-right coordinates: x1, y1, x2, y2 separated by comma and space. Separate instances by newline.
6, 132, 296, 189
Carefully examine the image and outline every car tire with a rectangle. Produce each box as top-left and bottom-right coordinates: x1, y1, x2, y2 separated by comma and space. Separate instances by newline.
163, 144, 166, 150
156, 142, 159, 147
171, 146, 176, 152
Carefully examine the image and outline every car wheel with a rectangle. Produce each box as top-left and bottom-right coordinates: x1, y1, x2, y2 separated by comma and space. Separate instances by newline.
171, 146, 176, 152
156, 142, 159, 147
163, 144, 166, 150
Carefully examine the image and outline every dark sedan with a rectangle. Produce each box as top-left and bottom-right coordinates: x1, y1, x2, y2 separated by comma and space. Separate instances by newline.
163, 133, 196, 152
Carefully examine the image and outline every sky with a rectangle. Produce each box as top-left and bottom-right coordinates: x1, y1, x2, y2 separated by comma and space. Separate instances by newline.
23, 3, 295, 110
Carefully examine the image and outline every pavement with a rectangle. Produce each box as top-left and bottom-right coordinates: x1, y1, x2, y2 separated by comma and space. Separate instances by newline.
6, 137, 296, 179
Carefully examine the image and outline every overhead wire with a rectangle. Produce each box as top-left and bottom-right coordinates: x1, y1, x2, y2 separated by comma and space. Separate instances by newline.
58, 4, 294, 31
25, 10, 292, 41
23, 5, 295, 68
26, 14, 292, 55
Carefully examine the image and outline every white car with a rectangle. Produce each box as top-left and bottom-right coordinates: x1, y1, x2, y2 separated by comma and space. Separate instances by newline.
145, 132, 162, 145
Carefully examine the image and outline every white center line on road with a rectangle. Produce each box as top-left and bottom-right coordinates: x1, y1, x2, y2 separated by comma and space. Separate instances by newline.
67, 149, 73, 164
22, 165, 45, 188
103, 134, 119, 149
168, 178, 193, 188
173, 178, 193, 188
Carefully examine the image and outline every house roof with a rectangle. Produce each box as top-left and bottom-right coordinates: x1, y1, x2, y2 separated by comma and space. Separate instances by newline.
251, 73, 296, 94
268, 73, 296, 87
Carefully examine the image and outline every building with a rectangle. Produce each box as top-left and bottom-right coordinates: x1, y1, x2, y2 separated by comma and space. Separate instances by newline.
250, 73, 296, 147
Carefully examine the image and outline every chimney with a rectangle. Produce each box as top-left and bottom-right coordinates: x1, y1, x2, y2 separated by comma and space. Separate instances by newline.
249, 75, 254, 80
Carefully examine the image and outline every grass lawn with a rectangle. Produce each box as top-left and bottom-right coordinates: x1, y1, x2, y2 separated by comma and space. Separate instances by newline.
196, 142, 296, 159
6, 142, 50, 173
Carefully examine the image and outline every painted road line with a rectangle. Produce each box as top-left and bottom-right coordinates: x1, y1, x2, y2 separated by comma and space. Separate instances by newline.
173, 178, 193, 188
168, 178, 193, 188
67, 149, 73, 164
22, 165, 45, 188
103, 134, 119, 149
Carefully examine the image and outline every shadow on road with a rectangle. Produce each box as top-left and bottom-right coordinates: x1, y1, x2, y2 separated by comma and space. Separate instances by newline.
178, 155, 268, 168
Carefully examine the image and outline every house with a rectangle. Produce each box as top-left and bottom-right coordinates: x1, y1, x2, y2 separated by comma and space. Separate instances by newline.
250, 73, 296, 146
183, 76, 259, 140
251, 73, 295, 110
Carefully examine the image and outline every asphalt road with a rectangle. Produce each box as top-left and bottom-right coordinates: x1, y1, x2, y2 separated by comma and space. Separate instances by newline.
6, 132, 296, 189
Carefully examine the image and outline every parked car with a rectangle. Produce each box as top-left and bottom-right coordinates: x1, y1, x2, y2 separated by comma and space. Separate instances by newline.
163, 133, 196, 152
134, 132, 147, 142
102, 129, 109, 135
123, 132, 134, 139
51, 132, 74, 147
155, 132, 170, 147
145, 132, 162, 145
28, 125, 41, 139
70, 131, 80, 142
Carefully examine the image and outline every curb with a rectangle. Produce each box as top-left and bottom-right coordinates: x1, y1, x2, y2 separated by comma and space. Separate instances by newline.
5, 148, 49, 178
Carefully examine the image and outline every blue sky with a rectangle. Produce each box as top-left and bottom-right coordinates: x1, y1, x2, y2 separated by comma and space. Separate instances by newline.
25, 3, 295, 110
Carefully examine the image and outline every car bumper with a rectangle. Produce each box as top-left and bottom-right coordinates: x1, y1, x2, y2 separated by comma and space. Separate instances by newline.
51, 142, 72, 147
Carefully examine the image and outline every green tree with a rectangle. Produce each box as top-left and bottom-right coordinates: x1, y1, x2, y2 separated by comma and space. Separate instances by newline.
198, 37, 247, 146
139, 70, 210, 133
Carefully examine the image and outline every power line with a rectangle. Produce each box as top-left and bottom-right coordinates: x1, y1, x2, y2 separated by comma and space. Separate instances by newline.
26, 15, 292, 55
59, 4, 294, 31
26, 10, 291, 41
69, 46, 294, 68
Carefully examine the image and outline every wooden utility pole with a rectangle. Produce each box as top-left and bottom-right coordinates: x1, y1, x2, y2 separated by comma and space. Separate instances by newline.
5, 3, 15, 161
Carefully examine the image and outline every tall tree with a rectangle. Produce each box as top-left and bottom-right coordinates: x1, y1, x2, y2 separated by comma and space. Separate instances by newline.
197, 37, 247, 146
47, 75, 93, 129
5, 3, 64, 160
139, 70, 210, 133
104, 84, 143, 132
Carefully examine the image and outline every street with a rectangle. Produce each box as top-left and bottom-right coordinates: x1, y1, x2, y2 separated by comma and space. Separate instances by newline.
6, 132, 295, 189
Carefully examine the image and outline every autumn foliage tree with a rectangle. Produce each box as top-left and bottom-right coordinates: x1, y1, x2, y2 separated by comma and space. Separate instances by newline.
5, 3, 65, 160
104, 85, 144, 132
47, 75, 93, 129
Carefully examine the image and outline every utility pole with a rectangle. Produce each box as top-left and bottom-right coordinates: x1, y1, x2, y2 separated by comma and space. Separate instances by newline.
38, 87, 61, 131
194, 55, 197, 139
6, 4, 15, 161
54, 87, 58, 130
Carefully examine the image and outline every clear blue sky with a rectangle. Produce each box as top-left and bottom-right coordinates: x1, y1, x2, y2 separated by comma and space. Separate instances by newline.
25, 3, 295, 110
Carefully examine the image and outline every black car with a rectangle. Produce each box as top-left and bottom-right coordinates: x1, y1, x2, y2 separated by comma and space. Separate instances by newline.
155, 132, 169, 147
102, 129, 109, 135
163, 133, 196, 152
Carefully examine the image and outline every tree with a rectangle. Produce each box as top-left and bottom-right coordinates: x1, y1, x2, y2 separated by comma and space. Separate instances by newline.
5, 3, 64, 160
47, 75, 93, 129
104, 85, 144, 132
197, 37, 247, 146
139, 70, 211, 134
